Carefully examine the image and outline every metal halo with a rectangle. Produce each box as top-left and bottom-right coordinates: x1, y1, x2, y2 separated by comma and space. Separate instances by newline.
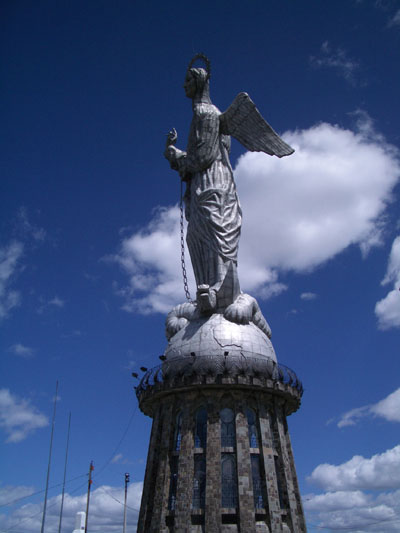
187, 53, 211, 79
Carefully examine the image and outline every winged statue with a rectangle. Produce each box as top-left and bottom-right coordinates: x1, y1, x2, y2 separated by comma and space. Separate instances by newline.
164, 54, 294, 338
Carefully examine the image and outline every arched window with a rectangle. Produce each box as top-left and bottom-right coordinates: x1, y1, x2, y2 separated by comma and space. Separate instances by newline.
221, 454, 238, 508
251, 454, 266, 509
192, 454, 206, 509
173, 412, 182, 451
194, 407, 207, 449
168, 456, 179, 510
274, 456, 285, 508
220, 408, 235, 448
246, 408, 260, 449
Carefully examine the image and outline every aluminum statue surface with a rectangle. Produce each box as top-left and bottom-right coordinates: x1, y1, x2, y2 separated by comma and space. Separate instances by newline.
164, 54, 294, 343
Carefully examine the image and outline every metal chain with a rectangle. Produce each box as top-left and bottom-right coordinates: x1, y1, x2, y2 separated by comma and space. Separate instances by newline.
180, 180, 193, 303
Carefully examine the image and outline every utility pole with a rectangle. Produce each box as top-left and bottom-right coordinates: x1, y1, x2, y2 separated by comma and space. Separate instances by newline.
84, 461, 94, 533
123, 472, 130, 533
41, 380, 58, 533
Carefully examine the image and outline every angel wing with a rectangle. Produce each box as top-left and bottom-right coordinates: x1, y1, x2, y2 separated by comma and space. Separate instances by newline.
219, 92, 294, 157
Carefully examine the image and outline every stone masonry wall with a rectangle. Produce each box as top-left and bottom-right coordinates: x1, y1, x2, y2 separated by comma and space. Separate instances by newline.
137, 388, 306, 533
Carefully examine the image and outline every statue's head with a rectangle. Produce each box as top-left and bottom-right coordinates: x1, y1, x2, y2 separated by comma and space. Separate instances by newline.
185, 54, 211, 101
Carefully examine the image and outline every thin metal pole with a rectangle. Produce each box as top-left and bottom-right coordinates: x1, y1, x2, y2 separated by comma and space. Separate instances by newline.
58, 412, 71, 533
123, 473, 130, 533
41, 380, 58, 533
84, 461, 94, 533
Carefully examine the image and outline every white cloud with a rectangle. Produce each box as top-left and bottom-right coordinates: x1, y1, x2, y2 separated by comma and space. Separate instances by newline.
305, 496, 400, 532
37, 295, 66, 314
236, 118, 398, 275
304, 490, 371, 512
375, 236, 400, 329
310, 41, 360, 85
48, 296, 65, 307
0, 241, 23, 320
0, 483, 35, 506
0, 483, 142, 532
304, 488, 400, 531
110, 453, 131, 465
337, 405, 371, 428
8, 343, 35, 358
112, 117, 400, 315
300, 292, 317, 301
371, 388, 400, 422
0, 389, 48, 443
110, 206, 191, 314
308, 444, 400, 491
337, 387, 400, 427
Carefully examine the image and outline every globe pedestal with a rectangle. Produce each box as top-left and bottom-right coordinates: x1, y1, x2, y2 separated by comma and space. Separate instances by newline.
136, 315, 306, 532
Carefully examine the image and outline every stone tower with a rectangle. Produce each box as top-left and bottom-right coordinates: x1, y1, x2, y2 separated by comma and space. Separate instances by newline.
135, 313, 306, 532
135, 55, 306, 532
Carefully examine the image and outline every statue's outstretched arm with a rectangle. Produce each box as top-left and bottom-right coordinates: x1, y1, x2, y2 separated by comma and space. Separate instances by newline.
164, 128, 187, 177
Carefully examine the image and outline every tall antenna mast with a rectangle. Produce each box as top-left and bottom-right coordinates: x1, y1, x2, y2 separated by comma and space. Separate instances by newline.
41, 380, 59, 533
58, 411, 71, 533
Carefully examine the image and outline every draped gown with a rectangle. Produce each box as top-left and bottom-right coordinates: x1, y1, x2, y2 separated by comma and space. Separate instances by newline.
181, 102, 242, 307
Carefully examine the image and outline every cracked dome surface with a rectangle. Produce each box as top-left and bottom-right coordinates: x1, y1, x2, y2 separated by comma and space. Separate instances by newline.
164, 313, 277, 362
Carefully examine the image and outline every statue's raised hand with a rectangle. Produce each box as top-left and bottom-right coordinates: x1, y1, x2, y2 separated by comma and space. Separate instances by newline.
166, 128, 177, 147
164, 128, 180, 170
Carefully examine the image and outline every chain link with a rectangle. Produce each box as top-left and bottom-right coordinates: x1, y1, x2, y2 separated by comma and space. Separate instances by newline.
180, 180, 193, 303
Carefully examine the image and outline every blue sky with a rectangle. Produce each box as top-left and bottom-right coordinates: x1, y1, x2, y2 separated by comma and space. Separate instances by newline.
1, 1, 400, 531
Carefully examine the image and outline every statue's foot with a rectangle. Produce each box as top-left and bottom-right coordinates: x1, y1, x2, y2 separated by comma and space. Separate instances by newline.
197, 284, 217, 314
224, 293, 272, 338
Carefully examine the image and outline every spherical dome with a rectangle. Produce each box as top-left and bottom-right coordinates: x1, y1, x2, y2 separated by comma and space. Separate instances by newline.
165, 313, 277, 362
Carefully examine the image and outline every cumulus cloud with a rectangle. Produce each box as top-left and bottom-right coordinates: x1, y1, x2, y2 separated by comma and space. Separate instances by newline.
110, 206, 191, 314
375, 236, 400, 329
310, 41, 361, 85
371, 388, 400, 422
0, 483, 35, 507
0, 241, 23, 320
304, 490, 371, 512
308, 444, 400, 491
305, 494, 400, 532
0, 483, 142, 532
0, 389, 48, 443
337, 388, 400, 428
236, 118, 398, 274
111, 116, 400, 314
304, 488, 400, 531
8, 343, 35, 358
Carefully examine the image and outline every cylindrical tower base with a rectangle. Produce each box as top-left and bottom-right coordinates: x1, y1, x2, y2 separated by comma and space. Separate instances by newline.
136, 356, 305, 533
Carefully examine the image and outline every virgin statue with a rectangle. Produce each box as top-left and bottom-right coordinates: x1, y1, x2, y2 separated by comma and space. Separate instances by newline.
164, 54, 293, 334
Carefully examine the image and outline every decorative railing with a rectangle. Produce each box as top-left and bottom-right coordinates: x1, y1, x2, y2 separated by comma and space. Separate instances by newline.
135, 356, 303, 399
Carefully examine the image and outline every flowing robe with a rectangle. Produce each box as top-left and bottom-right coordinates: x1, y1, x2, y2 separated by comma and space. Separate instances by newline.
178, 102, 242, 306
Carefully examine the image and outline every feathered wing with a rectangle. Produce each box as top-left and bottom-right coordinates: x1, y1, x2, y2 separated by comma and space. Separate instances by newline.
219, 92, 294, 157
